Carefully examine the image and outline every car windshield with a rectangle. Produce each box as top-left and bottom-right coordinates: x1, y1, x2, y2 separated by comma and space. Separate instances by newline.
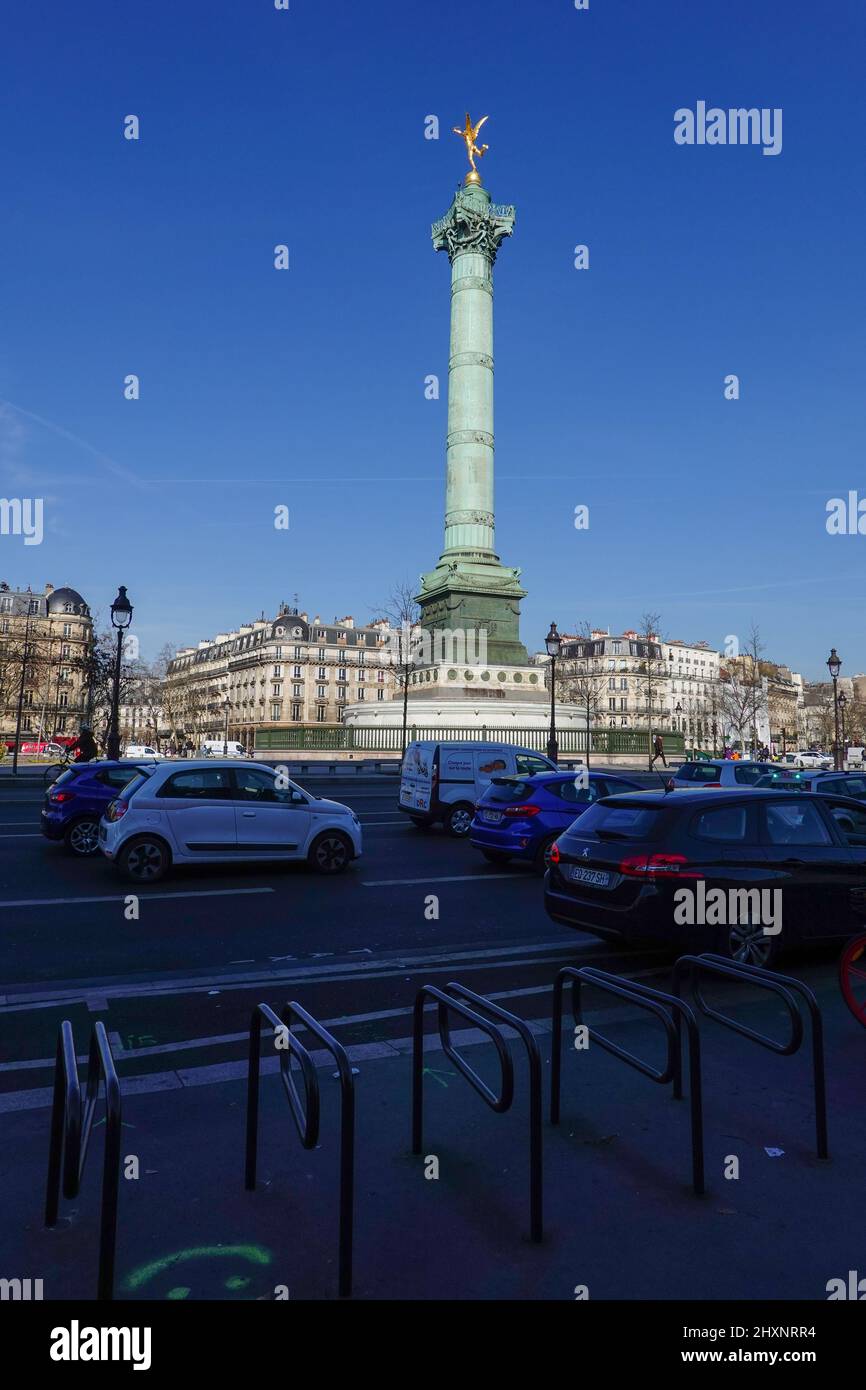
567, 800, 666, 841
676, 763, 721, 783
51, 769, 81, 788
484, 778, 534, 803
116, 772, 152, 800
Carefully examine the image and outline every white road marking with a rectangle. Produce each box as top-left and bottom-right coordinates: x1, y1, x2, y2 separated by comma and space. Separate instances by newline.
363, 873, 524, 886
0, 833, 43, 839
0, 887, 276, 909
0, 939, 591, 1008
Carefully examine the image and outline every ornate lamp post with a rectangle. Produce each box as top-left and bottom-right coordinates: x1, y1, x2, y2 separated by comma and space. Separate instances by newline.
545, 622, 561, 764
222, 693, 231, 756
827, 648, 842, 770
839, 691, 848, 769
106, 586, 133, 760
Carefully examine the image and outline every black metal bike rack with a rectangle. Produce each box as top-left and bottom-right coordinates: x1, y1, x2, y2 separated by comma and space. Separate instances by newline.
412, 982, 543, 1242
551, 966, 705, 1196
45, 1020, 122, 1301
672, 953, 828, 1160
246, 1001, 356, 1298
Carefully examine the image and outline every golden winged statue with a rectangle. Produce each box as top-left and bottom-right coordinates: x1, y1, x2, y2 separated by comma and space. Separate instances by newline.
453, 112, 489, 179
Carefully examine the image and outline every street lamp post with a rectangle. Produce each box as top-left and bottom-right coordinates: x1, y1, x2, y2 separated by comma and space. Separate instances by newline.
545, 622, 561, 764
827, 648, 842, 771
106, 586, 133, 760
222, 693, 231, 756
838, 692, 848, 770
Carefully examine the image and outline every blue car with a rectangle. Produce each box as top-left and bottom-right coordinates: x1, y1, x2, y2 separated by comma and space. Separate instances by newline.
470, 769, 648, 873
41, 759, 157, 857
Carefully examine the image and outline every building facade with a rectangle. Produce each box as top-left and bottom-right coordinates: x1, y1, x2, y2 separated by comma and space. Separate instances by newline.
163, 608, 396, 750
0, 582, 93, 738
555, 628, 722, 752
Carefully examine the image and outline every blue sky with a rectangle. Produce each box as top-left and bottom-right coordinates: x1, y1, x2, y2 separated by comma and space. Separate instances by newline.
1, 0, 864, 679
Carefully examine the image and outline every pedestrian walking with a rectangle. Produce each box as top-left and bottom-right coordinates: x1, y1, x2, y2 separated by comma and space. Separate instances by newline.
651, 732, 667, 768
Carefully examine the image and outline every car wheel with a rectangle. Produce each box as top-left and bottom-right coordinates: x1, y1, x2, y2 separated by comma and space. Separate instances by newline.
64, 817, 101, 857
534, 834, 559, 875
481, 848, 510, 864
308, 830, 352, 874
445, 803, 474, 838
118, 836, 170, 884
716, 918, 779, 969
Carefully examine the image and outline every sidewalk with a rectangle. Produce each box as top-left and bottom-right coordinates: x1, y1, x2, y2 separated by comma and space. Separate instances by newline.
2, 967, 861, 1301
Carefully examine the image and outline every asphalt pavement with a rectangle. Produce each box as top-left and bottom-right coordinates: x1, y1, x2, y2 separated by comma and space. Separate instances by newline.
1, 771, 863, 1302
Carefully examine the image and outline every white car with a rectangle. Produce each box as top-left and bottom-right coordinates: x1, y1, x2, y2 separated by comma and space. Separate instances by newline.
199, 740, 249, 759
99, 760, 362, 882
782, 751, 833, 770
124, 744, 162, 759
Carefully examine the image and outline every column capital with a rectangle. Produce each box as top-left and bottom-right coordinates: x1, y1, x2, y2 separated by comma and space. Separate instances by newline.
432, 184, 515, 265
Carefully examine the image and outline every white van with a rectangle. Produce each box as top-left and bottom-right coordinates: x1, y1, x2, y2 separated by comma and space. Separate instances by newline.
124, 744, 161, 759
399, 741, 556, 837
199, 739, 249, 759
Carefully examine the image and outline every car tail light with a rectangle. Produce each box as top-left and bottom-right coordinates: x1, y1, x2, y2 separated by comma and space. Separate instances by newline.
105, 800, 129, 822
503, 803, 541, 817
49, 790, 75, 803
619, 852, 701, 879
549, 842, 560, 865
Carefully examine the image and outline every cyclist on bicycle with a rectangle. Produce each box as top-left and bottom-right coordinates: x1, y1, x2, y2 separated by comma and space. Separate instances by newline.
69, 724, 98, 762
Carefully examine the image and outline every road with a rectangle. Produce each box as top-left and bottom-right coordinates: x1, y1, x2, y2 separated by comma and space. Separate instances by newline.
0, 773, 650, 1097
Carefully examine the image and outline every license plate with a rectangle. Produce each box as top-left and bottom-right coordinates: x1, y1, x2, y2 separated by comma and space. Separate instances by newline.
569, 865, 611, 887
482, 809, 502, 823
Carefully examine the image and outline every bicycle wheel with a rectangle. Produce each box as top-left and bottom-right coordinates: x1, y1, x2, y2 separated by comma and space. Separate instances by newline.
839, 934, 866, 1028
43, 761, 66, 789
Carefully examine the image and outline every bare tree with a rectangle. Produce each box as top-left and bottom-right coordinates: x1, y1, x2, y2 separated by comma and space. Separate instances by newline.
557, 622, 605, 768
379, 581, 421, 757
630, 612, 668, 770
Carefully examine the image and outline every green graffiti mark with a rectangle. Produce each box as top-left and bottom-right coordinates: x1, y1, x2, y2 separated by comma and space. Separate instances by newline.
123, 1244, 272, 1293
423, 1066, 454, 1089
167, 1287, 190, 1300
225, 1275, 251, 1291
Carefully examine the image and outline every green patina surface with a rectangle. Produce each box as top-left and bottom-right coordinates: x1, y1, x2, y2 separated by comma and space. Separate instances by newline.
417, 180, 530, 667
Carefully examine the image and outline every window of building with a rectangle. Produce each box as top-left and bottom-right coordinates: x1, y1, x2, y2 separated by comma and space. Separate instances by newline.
377, 689, 384, 701
291, 704, 302, 721
292, 684, 302, 698
608, 677, 616, 690
294, 646, 302, 660
274, 647, 283, 661
316, 706, 326, 722
358, 688, 365, 700
609, 698, 616, 711
317, 666, 326, 680
59, 692, 69, 707
63, 623, 72, 637
293, 666, 302, 678
271, 703, 282, 721
317, 685, 326, 699
272, 683, 282, 696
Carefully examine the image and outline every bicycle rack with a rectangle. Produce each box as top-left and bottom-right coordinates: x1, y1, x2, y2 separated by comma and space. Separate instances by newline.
45, 1020, 122, 1301
412, 982, 543, 1242
551, 966, 705, 1196
672, 953, 829, 1161
246, 1001, 356, 1298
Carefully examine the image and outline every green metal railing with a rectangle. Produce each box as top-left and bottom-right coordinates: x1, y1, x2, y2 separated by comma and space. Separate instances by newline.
255, 725, 685, 756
